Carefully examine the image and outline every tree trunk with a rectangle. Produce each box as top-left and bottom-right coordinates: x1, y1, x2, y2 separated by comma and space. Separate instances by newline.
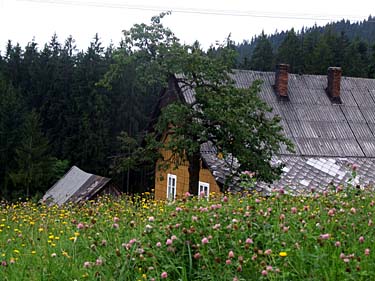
187, 151, 200, 195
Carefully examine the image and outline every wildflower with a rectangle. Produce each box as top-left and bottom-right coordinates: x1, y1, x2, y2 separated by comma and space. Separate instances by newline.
201, 237, 209, 244
166, 239, 172, 246
328, 209, 335, 216
129, 239, 136, 245
96, 259, 103, 266
279, 214, 285, 220
365, 248, 370, 256
266, 265, 273, 271
148, 216, 154, 222
343, 258, 350, 263
350, 208, 356, 214
101, 240, 107, 246
83, 261, 91, 268
184, 192, 191, 197
13, 250, 20, 254
222, 196, 228, 203
279, 252, 287, 257
228, 251, 235, 259
161, 271, 168, 279
251, 254, 257, 261
194, 252, 201, 260
335, 241, 341, 247
212, 224, 220, 230
145, 224, 153, 233
1, 261, 7, 267
261, 270, 268, 276
51, 253, 57, 257
77, 223, 84, 229
156, 242, 162, 247
171, 235, 177, 241
112, 223, 119, 229
359, 236, 365, 243
264, 249, 272, 255
320, 233, 330, 240
291, 207, 297, 214
113, 217, 120, 223
226, 259, 231, 265
245, 238, 253, 244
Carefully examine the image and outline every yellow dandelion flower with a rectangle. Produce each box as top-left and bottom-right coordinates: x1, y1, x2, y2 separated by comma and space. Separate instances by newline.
31, 251, 36, 254
279, 252, 287, 257
13, 250, 20, 254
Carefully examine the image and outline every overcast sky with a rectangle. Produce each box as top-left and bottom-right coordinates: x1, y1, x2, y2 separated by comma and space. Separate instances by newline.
0, 0, 372, 53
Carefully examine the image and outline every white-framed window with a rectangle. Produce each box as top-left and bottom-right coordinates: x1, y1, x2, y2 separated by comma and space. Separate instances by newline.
167, 174, 177, 201
198, 181, 210, 200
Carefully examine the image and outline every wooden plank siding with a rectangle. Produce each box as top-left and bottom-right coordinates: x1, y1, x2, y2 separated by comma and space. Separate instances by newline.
154, 143, 221, 200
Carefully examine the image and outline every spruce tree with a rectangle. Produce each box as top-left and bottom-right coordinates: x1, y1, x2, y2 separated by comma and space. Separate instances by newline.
276, 29, 303, 73
250, 32, 274, 71
10, 110, 55, 198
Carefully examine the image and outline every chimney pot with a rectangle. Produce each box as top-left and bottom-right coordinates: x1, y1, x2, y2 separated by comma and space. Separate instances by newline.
326, 67, 342, 104
275, 64, 289, 100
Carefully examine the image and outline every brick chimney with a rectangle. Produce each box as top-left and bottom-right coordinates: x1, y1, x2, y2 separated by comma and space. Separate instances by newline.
326, 67, 342, 104
274, 64, 289, 100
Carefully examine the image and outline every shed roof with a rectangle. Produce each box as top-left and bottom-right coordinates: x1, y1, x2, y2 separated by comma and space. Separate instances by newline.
42, 166, 113, 206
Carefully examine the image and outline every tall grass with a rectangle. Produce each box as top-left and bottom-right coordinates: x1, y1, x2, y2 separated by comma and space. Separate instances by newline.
1, 188, 375, 280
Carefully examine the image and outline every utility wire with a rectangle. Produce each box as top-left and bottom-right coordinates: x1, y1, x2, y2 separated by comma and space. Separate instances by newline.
16, 0, 371, 22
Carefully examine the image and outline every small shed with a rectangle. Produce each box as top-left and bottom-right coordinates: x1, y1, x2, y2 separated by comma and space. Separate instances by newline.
42, 166, 121, 206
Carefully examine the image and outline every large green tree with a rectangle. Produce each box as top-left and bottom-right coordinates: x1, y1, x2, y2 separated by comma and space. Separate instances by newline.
104, 14, 293, 194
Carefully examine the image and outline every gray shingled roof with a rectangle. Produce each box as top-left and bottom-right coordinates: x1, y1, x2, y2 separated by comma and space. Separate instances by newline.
177, 69, 375, 193
42, 166, 112, 206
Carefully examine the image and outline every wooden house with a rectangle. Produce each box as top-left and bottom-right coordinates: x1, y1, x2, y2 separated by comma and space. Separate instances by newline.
152, 66, 375, 200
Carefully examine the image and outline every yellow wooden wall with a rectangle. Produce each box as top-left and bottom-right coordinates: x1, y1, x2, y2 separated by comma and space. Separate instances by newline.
154, 148, 221, 200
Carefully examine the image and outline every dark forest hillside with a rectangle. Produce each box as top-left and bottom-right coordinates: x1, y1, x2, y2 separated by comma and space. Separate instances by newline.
236, 16, 375, 77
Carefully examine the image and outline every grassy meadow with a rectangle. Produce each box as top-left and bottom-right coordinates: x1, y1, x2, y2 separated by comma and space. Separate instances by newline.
1, 187, 375, 280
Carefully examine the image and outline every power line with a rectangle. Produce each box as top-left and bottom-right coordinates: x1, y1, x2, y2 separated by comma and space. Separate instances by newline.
16, 0, 370, 22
